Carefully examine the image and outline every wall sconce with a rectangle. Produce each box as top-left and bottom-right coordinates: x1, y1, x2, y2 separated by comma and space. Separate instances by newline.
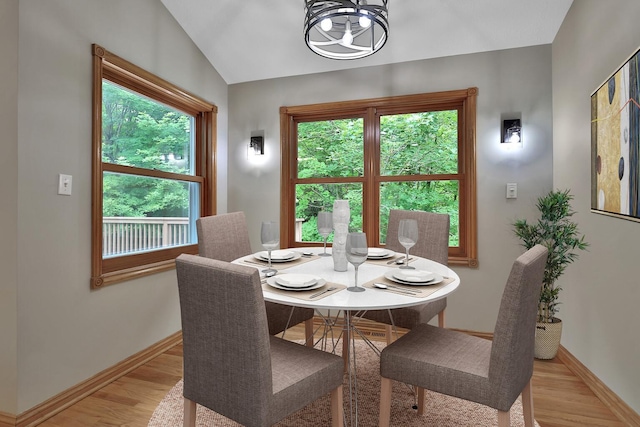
502, 119, 522, 145
249, 136, 264, 155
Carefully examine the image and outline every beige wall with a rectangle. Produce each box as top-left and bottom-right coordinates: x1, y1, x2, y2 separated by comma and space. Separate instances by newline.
7, 0, 228, 414
0, 0, 19, 416
228, 45, 554, 333
552, 0, 640, 413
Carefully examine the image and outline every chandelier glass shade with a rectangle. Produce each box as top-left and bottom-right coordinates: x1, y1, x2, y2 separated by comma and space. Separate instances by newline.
304, 0, 389, 60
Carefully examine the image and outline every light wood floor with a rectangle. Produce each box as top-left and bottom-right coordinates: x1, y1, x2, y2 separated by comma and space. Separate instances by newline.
38, 319, 625, 427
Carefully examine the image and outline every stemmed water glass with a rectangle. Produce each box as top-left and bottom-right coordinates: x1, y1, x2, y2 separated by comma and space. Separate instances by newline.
260, 221, 279, 276
398, 219, 418, 270
317, 211, 333, 257
345, 232, 368, 292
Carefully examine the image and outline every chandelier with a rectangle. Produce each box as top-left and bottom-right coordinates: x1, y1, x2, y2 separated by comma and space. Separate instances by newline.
304, 0, 389, 60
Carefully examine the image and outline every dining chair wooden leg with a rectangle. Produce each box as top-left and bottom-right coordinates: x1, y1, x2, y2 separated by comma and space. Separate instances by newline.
498, 410, 511, 427
183, 397, 196, 427
304, 317, 314, 347
342, 313, 351, 372
437, 309, 446, 328
330, 385, 344, 427
522, 379, 535, 427
378, 377, 393, 427
416, 386, 425, 415
385, 324, 393, 345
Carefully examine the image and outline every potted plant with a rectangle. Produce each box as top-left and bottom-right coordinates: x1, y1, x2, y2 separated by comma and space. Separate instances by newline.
513, 189, 588, 359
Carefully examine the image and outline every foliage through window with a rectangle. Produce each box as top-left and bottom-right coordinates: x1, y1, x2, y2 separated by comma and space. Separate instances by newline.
280, 89, 478, 266
91, 45, 216, 288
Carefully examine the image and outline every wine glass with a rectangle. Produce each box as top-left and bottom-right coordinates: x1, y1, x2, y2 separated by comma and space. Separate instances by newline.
345, 232, 368, 292
317, 211, 333, 257
260, 221, 279, 276
398, 219, 418, 270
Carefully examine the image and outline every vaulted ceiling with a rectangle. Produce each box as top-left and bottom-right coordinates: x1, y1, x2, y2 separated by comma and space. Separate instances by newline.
161, 0, 573, 85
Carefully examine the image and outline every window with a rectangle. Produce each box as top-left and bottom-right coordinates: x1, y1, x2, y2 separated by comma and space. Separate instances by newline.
280, 89, 478, 267
91, 44, 216, 288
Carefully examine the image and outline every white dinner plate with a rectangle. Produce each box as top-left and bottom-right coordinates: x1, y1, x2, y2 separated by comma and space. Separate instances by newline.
367, 248, 394, 259
394, 269, 435, 283
266, 277, 326, 291
275, 274, 319, 289
384, 269, 443, 286
254, 250, 302, 263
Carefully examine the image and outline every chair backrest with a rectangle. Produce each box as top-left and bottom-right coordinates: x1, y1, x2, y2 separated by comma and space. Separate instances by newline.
488, 244, 548, 406
196, 212, 253, 262
175, 254, 272, 425
385, 209, 450, 265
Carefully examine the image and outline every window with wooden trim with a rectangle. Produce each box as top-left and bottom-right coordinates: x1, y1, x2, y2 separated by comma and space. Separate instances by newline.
91, 44, 216, 288
280, 89, 478, 267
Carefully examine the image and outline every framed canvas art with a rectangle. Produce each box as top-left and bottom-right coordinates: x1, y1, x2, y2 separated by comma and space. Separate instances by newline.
591, 46, 640, 221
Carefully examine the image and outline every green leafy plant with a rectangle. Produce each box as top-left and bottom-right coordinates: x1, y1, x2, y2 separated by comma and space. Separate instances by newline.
513, 189, 589, 323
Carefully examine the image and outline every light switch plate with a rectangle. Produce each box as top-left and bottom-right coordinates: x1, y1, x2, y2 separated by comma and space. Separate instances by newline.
58, 174, 72, 196
506, 183, 517, 199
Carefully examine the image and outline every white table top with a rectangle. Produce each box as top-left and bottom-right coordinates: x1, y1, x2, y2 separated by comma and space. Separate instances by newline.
236, 248, 460, 311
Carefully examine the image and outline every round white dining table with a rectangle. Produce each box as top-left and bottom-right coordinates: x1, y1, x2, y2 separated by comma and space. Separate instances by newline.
236, 247, 460, 311
234, 247, 460, 427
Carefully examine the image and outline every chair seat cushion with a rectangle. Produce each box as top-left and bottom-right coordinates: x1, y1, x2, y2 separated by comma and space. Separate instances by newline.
361, 298, 447, 329
268, 336, 343, 424
380, 323, 501, 408
266, 302, 314, 336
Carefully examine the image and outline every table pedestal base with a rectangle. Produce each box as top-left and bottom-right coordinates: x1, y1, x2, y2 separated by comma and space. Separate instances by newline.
312, 310, 386, 427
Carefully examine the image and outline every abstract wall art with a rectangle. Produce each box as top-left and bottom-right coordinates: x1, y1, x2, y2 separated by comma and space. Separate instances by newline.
591, 46, 640, 221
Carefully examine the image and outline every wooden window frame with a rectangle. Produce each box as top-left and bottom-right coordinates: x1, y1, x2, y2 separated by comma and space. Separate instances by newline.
280, 88, 478, 267
91, 44, 217, 288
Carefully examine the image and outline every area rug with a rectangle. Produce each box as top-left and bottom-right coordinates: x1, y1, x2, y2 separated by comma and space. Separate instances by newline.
149, 340, 539, 427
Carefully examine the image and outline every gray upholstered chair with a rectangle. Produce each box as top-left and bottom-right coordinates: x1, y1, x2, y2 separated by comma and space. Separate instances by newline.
378, 244, 548, 427
196, 212, 315, 345
360, 210, 450, 343
176, 254, 344, 427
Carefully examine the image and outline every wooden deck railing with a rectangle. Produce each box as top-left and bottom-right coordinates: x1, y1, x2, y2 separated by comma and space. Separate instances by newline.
103, 217, 190, 257
103, 217, 306, 257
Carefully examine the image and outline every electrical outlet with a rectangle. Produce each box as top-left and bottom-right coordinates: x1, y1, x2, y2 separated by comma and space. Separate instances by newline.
58, 174, 72, 196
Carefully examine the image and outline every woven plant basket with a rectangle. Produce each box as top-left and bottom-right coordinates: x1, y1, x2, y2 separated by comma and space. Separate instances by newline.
534, 318, 562, 359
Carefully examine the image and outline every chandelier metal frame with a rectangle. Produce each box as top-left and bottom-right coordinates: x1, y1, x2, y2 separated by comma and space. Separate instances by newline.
304, 0, 389, 60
